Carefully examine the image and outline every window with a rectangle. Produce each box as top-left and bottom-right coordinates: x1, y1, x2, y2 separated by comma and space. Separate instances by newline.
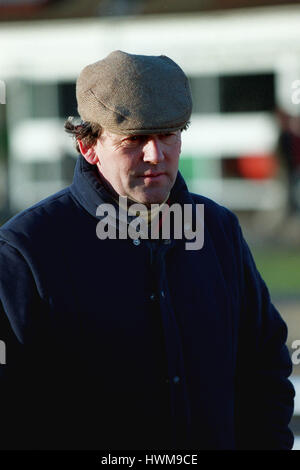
188, 73, 275, 114
219, 73, 275, 113
58, 82, 77, 118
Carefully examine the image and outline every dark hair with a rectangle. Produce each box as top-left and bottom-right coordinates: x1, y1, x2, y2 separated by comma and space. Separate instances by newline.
64, 116, 190, 154
64, 116, 102, 153
181, 121, 190, 132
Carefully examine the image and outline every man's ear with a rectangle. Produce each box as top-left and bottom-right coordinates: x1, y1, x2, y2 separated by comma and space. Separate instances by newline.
77, 139, 99, 165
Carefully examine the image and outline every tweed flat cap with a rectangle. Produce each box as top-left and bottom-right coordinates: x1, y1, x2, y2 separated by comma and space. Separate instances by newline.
76, 50, 192, 135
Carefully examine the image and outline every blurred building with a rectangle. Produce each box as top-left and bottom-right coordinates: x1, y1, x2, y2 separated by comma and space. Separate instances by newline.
1, 1, 300, 227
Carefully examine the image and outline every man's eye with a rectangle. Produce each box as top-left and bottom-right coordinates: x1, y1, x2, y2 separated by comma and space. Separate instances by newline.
123, 136, 145, 147
125, 136, 141, 143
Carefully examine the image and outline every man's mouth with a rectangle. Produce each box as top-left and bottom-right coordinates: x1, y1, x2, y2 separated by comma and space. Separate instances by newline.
139, 172, 166, 178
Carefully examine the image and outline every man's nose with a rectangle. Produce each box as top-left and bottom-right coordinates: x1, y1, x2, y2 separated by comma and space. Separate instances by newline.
143, 137, 164, 164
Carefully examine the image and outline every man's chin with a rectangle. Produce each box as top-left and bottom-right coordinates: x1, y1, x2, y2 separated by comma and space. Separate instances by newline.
128, 190, 170, 207
139, 195, 170, 207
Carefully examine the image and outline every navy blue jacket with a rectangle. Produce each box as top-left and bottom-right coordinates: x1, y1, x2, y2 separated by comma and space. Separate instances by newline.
0, 155, 295, 450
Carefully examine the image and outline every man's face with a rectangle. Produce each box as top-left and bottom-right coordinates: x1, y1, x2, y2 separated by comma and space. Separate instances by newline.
93, 129, 182, 205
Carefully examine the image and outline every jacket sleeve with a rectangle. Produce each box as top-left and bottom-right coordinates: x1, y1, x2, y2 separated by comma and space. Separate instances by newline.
233, 223, 295, 449
0, 239, 48, 449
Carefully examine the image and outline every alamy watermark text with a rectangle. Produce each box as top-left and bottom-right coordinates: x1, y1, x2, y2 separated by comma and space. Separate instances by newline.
95, 198, 204, 250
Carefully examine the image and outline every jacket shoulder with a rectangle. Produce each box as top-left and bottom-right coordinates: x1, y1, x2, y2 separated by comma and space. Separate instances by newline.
190, 192, 239, 233
0, 187, 76, 247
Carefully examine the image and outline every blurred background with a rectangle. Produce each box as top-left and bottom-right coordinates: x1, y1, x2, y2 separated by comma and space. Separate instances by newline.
0, 0, 299, 448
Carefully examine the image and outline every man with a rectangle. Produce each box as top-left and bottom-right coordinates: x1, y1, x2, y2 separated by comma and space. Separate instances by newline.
0, 51, 295, 450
